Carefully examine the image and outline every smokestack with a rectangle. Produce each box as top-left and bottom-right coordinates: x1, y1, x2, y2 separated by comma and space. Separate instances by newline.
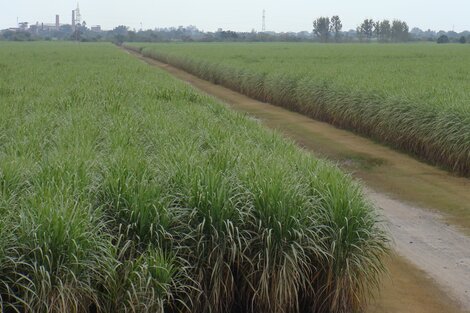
56, 14, 60, 30
72, 10, 75, 29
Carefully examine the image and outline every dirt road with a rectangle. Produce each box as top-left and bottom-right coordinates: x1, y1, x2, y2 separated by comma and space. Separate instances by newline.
368, 190, 470, 310
126, 48, 470, 313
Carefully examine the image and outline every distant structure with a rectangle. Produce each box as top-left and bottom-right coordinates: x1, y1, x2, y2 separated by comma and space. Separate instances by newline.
72, 3, 81, 30
91, 25, 102, 32
262, 9, 266, 32
1, 3, 104, 36
18, 22, 29, 30
75, 3, 81, 25
34, 15, 59, 32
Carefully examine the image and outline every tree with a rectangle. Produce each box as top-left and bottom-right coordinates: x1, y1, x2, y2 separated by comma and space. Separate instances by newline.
216, 30, 239, 41
378, 20, 392, 42
1, 30, 32, 41
401, 21, 410, 41
459, 36, 466, 44
113, 25, 129, 36
111, 25, 129, 44
374, 21, 381, 38
391, 20, 409, 42
330, 15, 342, 42
313, 17, 331, 42
358, 19, 374, 41
356, 26, 363, 41
437, 35, 449, 44
72, 26, 83, 42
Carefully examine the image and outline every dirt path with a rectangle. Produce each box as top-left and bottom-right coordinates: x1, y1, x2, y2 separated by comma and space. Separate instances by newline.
126, 49, 470, 312
368, 190, 470, 310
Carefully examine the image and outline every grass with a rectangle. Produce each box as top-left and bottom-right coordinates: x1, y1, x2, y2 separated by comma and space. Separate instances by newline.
0, 42, 388, 313
127, 42, 470, 176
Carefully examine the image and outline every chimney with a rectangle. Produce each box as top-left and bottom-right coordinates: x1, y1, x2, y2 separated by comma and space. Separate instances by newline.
72, 10, 75, 28
56, 14, 60, 30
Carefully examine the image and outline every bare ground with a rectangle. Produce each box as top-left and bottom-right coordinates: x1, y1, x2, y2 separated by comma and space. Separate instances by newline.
369, 190, 470, 311
126, 48, 470, 312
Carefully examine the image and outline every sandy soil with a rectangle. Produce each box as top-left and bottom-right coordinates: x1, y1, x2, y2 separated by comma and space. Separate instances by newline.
369, 190, 470, 310
369, 254, 466, 313
126, 48, 470, 312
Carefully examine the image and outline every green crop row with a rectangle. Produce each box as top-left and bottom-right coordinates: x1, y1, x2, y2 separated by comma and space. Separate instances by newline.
128, 43, 470, 176
0, 42, 387, 313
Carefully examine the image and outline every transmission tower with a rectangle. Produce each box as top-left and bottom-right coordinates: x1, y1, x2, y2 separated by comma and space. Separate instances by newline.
262, 9, 266, 32
75, 3, 81, 26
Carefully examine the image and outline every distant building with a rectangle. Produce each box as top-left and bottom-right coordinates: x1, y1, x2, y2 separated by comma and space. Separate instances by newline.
40, 23, 58, 32
1, 4, 92, 35
91, 25, 102, 32
3, 28, 21, 32
29, 22, 40, 34
18, 22, 29, 30
72, 10, 76, 29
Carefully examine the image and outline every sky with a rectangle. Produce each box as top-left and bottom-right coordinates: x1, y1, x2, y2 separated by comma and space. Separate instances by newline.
1, 0, 469, 32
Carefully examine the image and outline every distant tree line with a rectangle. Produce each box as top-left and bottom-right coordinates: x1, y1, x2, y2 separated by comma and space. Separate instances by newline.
312, 16, 470, 44
313, 16, 410, 42
2, 20, 470, 44
0, 22, 102, 42
312, 16, 342, 42
111, 26, 314, 44
0, 24, 314, 43
407, 26, 469, 43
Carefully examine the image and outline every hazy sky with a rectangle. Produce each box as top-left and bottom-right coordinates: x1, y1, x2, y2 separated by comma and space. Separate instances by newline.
2, 0, 469, 32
